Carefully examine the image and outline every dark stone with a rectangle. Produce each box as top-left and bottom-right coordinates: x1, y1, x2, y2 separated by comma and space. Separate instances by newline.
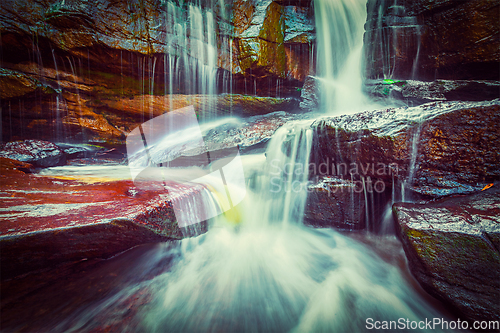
0, 140, 66, 167
311, 99, 500, 198
299, 75, 320, 111
393, 186, 500, 322
364, 79, 500, 106
304, 177, 366, 230
364, 0, 500, 80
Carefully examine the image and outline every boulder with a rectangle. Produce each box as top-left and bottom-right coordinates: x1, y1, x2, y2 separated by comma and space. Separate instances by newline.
0, 140, 66, 167
393, 186, 500, 322
311, 99, 500, 198
364, 0, 500, 80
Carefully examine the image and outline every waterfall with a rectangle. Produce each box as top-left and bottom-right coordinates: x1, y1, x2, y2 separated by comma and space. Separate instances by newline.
162, 0, 222, 120
253, 121, 314, 227
314, 0, 369, 113
46, 2, 452, 331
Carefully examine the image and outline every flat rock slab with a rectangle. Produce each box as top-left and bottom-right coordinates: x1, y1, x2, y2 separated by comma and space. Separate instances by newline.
0, 140, 66, 167
0, 158, 206, 280
393, 186, 500, 322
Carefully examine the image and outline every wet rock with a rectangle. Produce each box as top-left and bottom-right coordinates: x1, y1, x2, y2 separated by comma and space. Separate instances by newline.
234, 0, 314, 84
304, 177, 366, 230
204, 111, 307, 151
0, 68, 58, 99
393, 186, 500, 322
299, 76, 320, 110
365, 79, 500, 106
1, 0, 314, 100
0, 164, 210, 279
365, 0, 500, 80
55, 143, 107, 159
0, 140, 66, 167
130, 111, 307, 167
237, 1, 286, 77
311, 99, 500, 198
102, 94, 300, 119
0, 157, 33, 176
2, 86, 299, 143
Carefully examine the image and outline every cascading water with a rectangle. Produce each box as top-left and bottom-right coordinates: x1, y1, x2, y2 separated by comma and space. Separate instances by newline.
38, 1, 454, 332
314, 0, 370, 113
57, 119, 450, 332
162, 0, 220, 120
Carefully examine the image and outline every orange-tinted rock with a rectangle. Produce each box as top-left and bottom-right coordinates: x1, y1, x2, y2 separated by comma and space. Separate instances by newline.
0, 68, 57, 99
0, 157, 33, 177
233, 0, 255, 35
2, 84, 300, 143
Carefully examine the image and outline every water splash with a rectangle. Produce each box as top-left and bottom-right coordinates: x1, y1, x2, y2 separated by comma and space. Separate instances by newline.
134, 121, 446, 332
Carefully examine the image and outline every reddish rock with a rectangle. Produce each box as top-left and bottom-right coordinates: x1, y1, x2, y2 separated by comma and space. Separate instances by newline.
0, 160, 210, 280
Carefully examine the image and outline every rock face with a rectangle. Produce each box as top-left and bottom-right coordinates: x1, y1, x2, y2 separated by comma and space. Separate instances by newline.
393, 186, 500, 322
364, 0, 500, 80
0, 0, 315, 143
312, 99, 500, 198
234, 0, 315, 90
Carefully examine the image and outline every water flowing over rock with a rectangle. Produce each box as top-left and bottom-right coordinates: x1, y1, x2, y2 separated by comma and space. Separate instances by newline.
312, 99, 500, 198
364, 0, 500, 80
0, 0, 315, 144
0, 160, 218, 279
393, 186, 500, 322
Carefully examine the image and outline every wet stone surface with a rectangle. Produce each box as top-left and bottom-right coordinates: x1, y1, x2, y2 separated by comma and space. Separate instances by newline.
0, 157, 209, 280
393, 185, 500, 322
